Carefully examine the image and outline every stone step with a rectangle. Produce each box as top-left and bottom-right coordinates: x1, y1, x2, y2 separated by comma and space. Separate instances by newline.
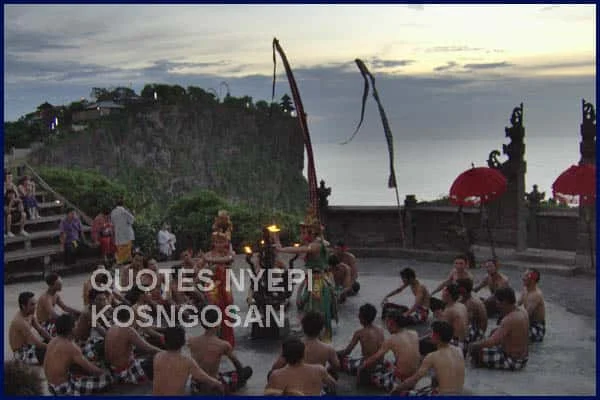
4, 226, 91, 246
4, 244, 62, 263
38, 201, 64, 210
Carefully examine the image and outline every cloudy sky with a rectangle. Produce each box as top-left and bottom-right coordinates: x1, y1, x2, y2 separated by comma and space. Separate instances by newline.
4, 5, 595, 132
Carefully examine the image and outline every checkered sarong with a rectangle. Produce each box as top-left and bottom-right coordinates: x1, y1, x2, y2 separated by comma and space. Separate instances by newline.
192, 367, 252, 393
110, 358, 149, 384
408, 305, 429, 324
529, 320, 545, 343
42, 319, 57, 337
449, 337, 467, 357
340, 355, 364, 376
480, 346, 528, 371
404, 386, 439, 396
370, 360, 404, 391
48, 372, 113, 396
77, 336, 105, 365
13, 344, 44, 365
466, 325, 485, 344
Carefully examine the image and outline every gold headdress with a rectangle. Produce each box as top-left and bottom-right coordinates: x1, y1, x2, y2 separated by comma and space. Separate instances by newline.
299, 207, 322, 235
212, 210, 233, 240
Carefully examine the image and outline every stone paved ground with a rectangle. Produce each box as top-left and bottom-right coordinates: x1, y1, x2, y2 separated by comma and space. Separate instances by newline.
3, 257, 596, 395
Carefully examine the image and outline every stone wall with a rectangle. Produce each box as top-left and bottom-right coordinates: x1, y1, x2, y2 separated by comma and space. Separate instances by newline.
324, 204, 579, 252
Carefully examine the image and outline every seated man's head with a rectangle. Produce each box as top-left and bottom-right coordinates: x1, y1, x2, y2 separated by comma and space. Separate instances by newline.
385, 311, 412, 333
334, 240, 347, 255
400, 267, 416, 285
456, 278, 473, 299
115, 307, 133, 325
127, 285, 148, 304
453, 254, 469, 271
281, 338, 305, 365
301, 311, 324, 338
358, 303, 377, 326
55, 314, 76, 338
485, 259, 499, 275
131, 249, 145, 268
164, 326, 186, 351
88, 289, 109, 309
442, 282, 461, 304
45, 273, 62, 292
430, 320, 453, 346
18, 292, 36, 316
4, 360, 44, 395
494, 287, 517, 316
522, 268, 540, 288
327, 255, 340, 268
201, 307, 221, 330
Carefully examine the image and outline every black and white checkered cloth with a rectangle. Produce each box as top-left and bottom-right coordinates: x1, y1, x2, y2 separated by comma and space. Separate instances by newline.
449, 337, 467, 357
48, 372, 113, 396
110, 358, 149, 384
13, 344, 43, 365
480, 346, 528, 371
529, 320, 546, 343
42, 319, 57, 337
466, 324, 486, 344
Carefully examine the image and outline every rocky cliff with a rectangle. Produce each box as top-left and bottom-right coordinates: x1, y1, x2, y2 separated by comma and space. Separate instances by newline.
28, 103, 308, 212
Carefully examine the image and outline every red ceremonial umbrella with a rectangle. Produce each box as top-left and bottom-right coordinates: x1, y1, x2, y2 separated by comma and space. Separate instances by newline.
552, 163, 596, 269
449, 165, 508, 260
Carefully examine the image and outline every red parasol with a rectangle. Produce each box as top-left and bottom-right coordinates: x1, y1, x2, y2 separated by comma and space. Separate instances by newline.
449, 165, 508, 260
449, 166, 508, 206
552, 163, 596, 269
552, 164, 596, 206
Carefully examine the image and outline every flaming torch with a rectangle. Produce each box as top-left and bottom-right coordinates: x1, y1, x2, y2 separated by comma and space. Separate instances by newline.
289, 243, 301, 269
244, 245, 255, 270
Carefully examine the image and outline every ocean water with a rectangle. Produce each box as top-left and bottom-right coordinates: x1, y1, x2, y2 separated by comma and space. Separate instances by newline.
307, 137, 582, 205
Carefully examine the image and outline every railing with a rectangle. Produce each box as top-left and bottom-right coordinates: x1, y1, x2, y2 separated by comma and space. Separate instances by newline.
21, 162, 95, 226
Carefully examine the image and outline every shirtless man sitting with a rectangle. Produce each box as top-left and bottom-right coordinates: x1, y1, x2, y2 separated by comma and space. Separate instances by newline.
104, 307, 162, 383
128, 285, 166, 348
431, 254, 473, 296
265, 338, 336, 396
392, 321, 465, 396
9, 292, 51, 365
469, 287, 529, 371
188, 308, 253, 394
518, 268, 546, 343
152, 326, 224, 395
271, 311, 339, 392
333, 241, 360, 295
358, 312, 420, 393
36, 273, 81, 338
456, 278, 488, 344
43, 314, 112, 395
473, 259, 510, 316
337, 303, 385, 384
327, 255, 353, 303
73, 289, 113, 365
382, 267, 431, 324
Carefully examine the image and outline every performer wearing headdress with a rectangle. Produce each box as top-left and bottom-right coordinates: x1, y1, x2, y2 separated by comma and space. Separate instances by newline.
212, 210, 234, 252
275, 208, 338, 343
202, 211, 236, 347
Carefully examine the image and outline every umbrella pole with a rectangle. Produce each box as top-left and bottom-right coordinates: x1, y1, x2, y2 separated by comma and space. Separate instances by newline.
482, 203, 497, 260
393, 185, 406, 248
585, 208, 595, 270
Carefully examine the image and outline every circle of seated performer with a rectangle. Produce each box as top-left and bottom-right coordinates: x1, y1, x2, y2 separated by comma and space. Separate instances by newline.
265, 338, 337, 396
43, 314, 113, 395
430, 254, 474, 296
473, 259, 510, 317
381, 267, 431, 324
10, 292, 51, 365
517, 268, 546, 343
456, 278, 488, 344
36, 273, 81, 338
152, 326, 224, 395
4, 360, 44, 395
332, 241, 360, 295
327, 255, 354, 304
337, 303, 385, 385
420, 283, 469, 358
188, 308, 253, 394
270, 311, 339, 394
357, 312, 420, 393
391, 320, 465, 396
468, 287, 529, 371
104, 307, 162, 384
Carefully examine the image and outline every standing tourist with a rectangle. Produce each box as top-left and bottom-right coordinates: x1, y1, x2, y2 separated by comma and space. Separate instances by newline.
110, 198, 135, 266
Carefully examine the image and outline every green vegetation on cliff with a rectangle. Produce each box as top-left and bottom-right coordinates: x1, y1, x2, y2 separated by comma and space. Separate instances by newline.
37, 167, 302, 255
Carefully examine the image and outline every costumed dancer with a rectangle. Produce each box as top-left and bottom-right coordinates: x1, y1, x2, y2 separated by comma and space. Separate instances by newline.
203, 212, 236, 347
275, 208, 338, 343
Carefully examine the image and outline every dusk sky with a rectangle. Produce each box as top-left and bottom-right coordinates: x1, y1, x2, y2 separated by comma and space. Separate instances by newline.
3, 4, 596, 145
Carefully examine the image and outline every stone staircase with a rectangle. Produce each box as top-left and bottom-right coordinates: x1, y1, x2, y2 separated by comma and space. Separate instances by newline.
3, 165, 96, 282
